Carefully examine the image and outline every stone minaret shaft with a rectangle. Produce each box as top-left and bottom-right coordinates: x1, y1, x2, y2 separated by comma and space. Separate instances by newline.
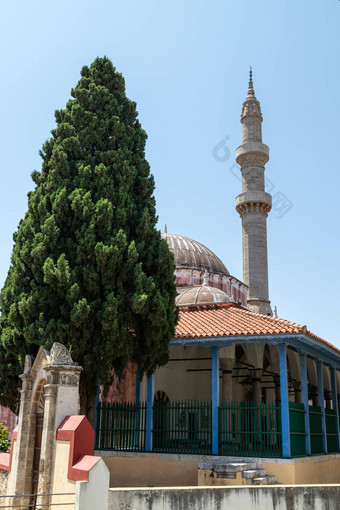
235, 70, 272, 315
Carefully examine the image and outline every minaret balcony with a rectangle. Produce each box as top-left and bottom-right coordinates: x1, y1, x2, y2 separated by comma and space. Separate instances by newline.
235, 142, 269, 166
235, 191, 272, 216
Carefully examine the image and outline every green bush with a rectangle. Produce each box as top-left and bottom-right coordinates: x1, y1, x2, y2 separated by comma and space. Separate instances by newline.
0, 422, 11, 452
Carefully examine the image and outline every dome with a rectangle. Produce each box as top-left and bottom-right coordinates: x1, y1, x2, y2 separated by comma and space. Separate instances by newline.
176, 279, 233, 307
161, 232, 229, 276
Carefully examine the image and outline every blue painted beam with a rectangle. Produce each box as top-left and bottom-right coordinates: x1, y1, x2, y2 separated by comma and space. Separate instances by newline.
317, 360, 327, 454
211, 346, 220, 455
171, 334, 340, 370
330, 367, 340, 452
145, 374, 154, 452
299, 353, 311, 455
279, 343, 291, 457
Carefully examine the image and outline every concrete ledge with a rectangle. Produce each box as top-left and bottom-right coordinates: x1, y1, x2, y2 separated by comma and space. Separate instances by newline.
96, 450, 340, 464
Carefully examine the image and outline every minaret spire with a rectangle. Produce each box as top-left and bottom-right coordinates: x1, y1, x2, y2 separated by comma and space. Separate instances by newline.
235, 72, 272, 315
247, 66, 255, 97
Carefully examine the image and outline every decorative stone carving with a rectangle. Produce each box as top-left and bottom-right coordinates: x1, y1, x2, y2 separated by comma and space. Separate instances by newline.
49, 343, 77, 366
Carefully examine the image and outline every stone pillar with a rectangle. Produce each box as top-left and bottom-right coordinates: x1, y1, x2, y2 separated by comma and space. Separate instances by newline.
9, 371, 36, 504
250, 369, 263, 402
235, 70, 272, 315
36, 381, 58, 510
294, 381, 302, 403
220, 358, 234, 402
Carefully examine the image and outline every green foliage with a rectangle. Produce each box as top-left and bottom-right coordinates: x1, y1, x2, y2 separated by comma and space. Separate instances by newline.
0, 423, 10, 453
0, 57, 178, 413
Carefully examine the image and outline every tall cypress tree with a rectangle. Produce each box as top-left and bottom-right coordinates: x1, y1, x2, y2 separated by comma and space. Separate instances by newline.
0, 57, 177, 414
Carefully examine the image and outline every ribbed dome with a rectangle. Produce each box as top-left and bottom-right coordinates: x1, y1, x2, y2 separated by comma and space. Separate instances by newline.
161, 232, 229, 276
176, 282, 232, 307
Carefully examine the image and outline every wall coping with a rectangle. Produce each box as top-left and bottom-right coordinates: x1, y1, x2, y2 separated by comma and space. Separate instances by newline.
97, 450, 340, 465
109, 484, 340, 491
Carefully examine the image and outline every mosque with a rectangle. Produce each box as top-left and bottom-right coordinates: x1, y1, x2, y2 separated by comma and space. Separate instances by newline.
95, 71, 340, 473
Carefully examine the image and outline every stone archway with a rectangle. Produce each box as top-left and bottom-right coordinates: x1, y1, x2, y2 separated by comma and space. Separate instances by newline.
7, 343, 82, 508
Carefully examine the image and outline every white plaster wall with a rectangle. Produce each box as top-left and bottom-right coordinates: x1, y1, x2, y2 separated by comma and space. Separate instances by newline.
75, 458, 109, 510
108, 486, 340, 510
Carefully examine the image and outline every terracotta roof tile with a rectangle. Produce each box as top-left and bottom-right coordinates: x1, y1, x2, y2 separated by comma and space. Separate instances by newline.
174, 303, 340, 355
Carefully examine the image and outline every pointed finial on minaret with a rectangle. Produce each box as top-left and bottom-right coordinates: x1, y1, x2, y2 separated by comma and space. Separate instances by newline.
247, 66, 255, 97
164, 224, 167, 234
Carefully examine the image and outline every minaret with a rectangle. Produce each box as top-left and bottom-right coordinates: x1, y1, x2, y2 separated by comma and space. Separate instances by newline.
235, 69, 272, 315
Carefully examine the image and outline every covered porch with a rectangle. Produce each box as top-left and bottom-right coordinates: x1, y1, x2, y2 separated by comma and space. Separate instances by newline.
95, 336, 340, 459
95, 304, 340, 459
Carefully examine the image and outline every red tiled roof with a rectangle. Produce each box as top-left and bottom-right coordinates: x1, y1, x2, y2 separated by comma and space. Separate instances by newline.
175, 303, 340, 354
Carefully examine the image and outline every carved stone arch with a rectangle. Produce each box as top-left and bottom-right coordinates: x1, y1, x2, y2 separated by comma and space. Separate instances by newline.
32, 378, 46, 415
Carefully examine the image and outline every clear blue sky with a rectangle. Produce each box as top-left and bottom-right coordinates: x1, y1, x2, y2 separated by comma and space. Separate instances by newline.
0, 1, 339, 345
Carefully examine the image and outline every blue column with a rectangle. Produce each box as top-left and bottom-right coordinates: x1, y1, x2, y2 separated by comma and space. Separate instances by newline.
330, 366, 340, 452
316, 360, 327, 454
279, 343, 291, 457
145, 373, 154, 452
299, 353, 311, 455
211, 346, 220, 455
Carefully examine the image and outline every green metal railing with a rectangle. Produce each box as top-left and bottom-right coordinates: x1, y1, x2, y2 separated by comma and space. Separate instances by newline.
95, 399, 339, 457
325, 408, 338, 453
152, 400, 212, 454
96, 401, 146, 451
309, 405, 323, 455
218, 401, 282, 457
289, 402, 306, 456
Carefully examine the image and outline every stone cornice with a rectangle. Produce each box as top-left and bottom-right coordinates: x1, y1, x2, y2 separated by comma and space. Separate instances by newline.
236, 201, 271, 217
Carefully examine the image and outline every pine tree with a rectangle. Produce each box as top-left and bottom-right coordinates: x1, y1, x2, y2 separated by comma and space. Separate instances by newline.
0, 57, 178, 415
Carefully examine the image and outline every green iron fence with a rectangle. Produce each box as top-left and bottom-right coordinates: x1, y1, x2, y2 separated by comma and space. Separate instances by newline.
218, 401, 282, 457
95, 399, 339, 457
152, 400, 212, 454
96, 401, 146, 451
289, 402, 306, 456
309, 405, 323, 455
325, 408, 338, 453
